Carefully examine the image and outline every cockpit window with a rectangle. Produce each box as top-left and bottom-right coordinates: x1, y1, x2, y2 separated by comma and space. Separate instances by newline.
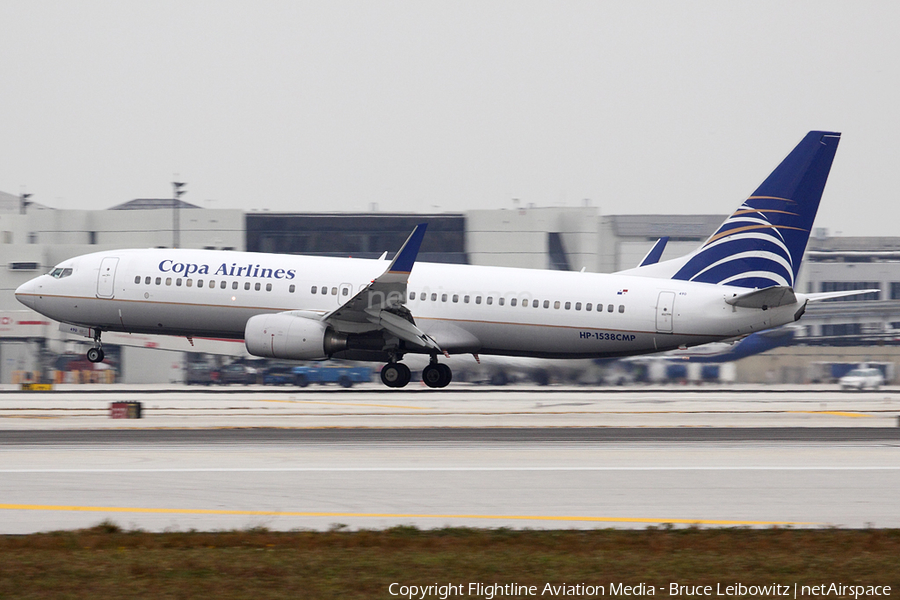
49, 267, 73, 279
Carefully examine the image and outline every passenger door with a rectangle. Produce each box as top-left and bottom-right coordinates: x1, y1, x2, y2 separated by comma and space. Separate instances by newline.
656, 291, 675, 333
97, 257, 119, 298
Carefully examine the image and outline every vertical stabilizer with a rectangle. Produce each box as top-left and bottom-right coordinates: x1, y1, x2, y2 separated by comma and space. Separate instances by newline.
670, 131, 841, 289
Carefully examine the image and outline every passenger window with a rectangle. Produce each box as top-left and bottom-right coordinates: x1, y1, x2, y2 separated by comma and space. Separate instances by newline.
475, 296, 482, 305
608, 304, 614, 313
431, 293, 437, 301
442, 293, 448, 302
331, 287, 337, 295
156, 277, 162, 285
176, 278, 182, 287
453, 294, 459, 303
575, 302, 581, 311
564, 302, 571, 310
198, 280, 204, 288
289, 284, 295, 293
543, 300, 549, 309
166, 278, 172, 286
510, 298, 517, 307
618, 305, 625, 313
342, 287, 349, 296
145, 276, 151, 285
255, 282, 261, 291
209, 280, 215, 288
266, 283, 272, 292
553, 301, 560, 309
311, 286, 317, 294
220, 281, 227, 289
486, 297, 492, 305
464, 295, 470, 303
321, 287, 327, 295
245, 282, 251, 290
409, 292, 416, 300
532, 299, 539, 308
232, 281, 238, 290
134, 276, 140, 284
186, 279, 192, 287
586, 303, 592, 311
498, 297, 504, 306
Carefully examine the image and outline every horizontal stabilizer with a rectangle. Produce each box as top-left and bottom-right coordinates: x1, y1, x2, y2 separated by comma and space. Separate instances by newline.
805, 289, 881, 303
725, 286, 797, 309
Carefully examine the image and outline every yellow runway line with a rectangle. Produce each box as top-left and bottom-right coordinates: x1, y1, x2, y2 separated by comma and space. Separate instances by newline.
0, 504, 815, 526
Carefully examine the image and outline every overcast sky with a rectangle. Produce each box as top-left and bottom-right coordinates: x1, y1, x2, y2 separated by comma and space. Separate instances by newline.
1, 1, 897, 236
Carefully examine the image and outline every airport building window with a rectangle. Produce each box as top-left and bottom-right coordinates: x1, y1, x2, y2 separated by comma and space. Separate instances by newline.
619, 305, 625, 313
289, 284, 295, 293
891, 282, 900, 300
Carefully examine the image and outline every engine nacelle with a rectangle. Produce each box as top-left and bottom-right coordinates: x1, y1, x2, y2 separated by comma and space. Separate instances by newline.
244, 313, 348, 360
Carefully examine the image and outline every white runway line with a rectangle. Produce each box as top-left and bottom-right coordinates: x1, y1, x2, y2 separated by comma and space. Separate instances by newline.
3, 465, 900, 473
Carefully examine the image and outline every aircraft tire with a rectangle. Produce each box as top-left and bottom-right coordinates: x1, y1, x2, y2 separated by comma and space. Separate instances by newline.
422, 364, 443, 388
87, 348, 104, 363
381, 363, 411, 388
437, 364, 452, 387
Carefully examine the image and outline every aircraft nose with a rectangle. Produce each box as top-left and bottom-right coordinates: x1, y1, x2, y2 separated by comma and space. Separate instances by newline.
15, 279, 38, 309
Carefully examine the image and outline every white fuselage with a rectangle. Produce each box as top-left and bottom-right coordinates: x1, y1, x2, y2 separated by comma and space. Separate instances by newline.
15, 248, 804, 360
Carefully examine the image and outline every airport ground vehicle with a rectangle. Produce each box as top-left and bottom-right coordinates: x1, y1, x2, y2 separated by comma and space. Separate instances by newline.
292, 364, 372, 388
839, 368, 885, 390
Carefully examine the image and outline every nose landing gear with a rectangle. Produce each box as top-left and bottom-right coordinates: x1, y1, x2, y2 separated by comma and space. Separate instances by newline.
86, 330, 105, 363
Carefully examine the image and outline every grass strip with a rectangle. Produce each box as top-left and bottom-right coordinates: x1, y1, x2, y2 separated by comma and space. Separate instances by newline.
0, 522, 898, 599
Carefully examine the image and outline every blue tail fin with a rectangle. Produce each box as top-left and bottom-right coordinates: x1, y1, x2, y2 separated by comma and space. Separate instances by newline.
672, 131, 841, 289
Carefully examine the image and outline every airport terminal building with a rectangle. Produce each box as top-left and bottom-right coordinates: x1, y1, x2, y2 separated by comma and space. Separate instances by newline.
1, 189, 898, 384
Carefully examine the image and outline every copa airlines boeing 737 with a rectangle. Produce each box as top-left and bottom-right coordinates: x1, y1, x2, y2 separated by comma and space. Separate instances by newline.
16, 131, 865, 388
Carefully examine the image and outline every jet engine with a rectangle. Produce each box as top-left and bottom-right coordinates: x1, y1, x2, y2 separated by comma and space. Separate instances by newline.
244, 313, 348, 360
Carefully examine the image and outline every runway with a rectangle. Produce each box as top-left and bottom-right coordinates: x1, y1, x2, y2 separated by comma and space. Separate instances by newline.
1, 386, 899, 533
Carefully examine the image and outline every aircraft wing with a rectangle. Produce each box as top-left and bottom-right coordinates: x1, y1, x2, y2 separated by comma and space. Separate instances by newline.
321, 224, 441, 352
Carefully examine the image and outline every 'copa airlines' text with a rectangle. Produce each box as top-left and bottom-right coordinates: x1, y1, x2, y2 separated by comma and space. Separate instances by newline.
158, 260, 297, 280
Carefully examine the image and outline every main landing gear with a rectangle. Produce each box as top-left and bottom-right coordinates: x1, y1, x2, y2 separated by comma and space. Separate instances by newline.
86, 330, 105, 363
379, 357, 453, 389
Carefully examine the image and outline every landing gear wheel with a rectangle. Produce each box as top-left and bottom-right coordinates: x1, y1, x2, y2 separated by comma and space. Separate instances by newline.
381, 363, 411, 388
87, 347, 104, 363
423, 363, 452, 388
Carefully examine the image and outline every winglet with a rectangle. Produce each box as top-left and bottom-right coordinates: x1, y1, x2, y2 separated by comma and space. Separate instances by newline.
387, 223, 427, 275
638, 237, 669, 267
